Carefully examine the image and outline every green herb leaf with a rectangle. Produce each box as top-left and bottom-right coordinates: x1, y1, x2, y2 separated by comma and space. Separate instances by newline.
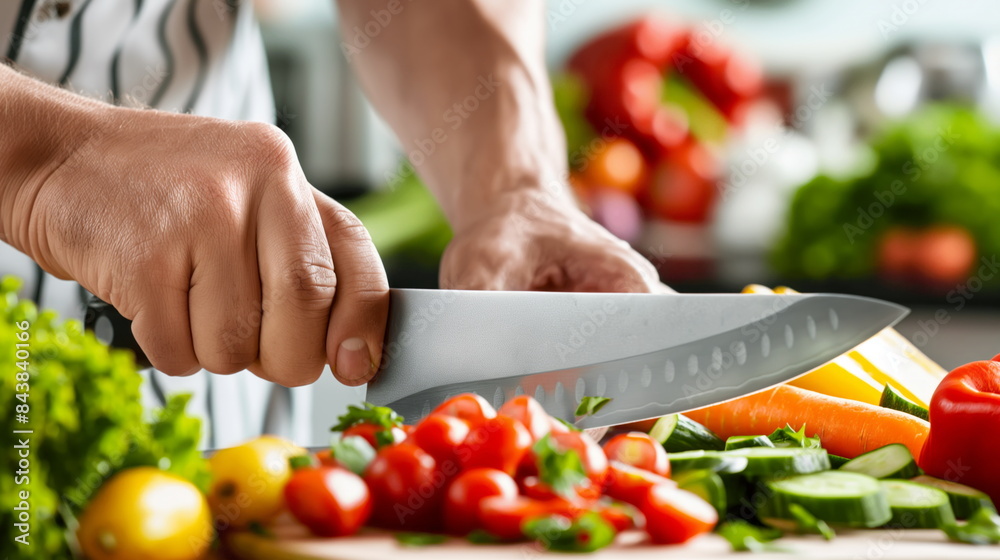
288, 454, 316, 471
394, 532, 448, 547
331, 402, 404, 432
467, 529, 504, 544
575, 396, 612, 418
329, 434, 376, 475
523, 512, 616, 553
534, 434, 589, 500
716, 521, 785, 553
768, 424, 822, 449
942, 508, 1000, 545
789, 504, 835, 540
553, 416, 581, 432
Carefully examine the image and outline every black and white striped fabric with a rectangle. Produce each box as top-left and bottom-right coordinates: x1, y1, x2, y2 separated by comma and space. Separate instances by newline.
2, 0, 274, 122
0, 0, 319, 449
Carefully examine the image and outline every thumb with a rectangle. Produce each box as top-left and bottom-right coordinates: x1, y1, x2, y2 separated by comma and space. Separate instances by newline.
313, 189, 390, 385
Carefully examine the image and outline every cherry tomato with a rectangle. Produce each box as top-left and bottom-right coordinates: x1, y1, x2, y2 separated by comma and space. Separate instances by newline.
498, 395, 552, 441
457, 415, 532, 476
641, 484, 717, 544
550, 431, 609, 487
602, 432, 670, 477
284, 465, 372, 537
411, 413, 471, 470
364, 443, 444, 532
478, 496, 578, 541
433, 394, 497, 427
519, 475, 601, 502
313, 449, 338, 468
604, 461, 675, 507
913, 226, 977, 287
342, 422, 407, 449
597, 500, 643, 532
443, 468, 519, 535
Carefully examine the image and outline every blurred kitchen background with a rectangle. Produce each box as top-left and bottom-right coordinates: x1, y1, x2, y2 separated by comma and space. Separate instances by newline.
255, 0, 1000, 379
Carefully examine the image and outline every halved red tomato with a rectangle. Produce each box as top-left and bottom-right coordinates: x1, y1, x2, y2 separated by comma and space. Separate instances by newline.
602, 432, 670, 477
443, 468, 519, 535
641, 484, 717, 544
432, 394, 497, 428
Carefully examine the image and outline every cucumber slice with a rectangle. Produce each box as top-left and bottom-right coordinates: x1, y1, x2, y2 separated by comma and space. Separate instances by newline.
667, 450, 748, 474
727, 447, 831, 478
840, 444, 921, 479
675, 469, 727, 517
911, 475, 998, 519
879, 384, 930, 421
828, 455, 850, 469
725, 435, 775, 451
879, 480, 955, 529
759, 471, 892, 528
650, 414, 725, 452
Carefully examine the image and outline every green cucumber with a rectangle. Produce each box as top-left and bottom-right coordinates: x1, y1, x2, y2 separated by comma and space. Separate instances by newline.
666, 450, 748, 474
725, 435, 775, 451
650, 414, 725, 452
726, 447, 831, 478
879, 384, 929, 421
839, 444, 921, 479
911, 475, 998, 519
879, 480, 955, 529
675, 469, 727, 517
759, 471, 892, 528
828, 454, 851, 469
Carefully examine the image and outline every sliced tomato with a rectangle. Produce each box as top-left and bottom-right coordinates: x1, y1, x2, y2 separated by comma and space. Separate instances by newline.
443, 468, 519, 535
411, 413, 470, 470
342, 422, 406, 449
363, 443, 442, 532
432, 394, 497, 428
602, 432, 671, 477
550, 431, 609, 487
457, 414, 532, 476
478, 496, 578, 541
597, 500, 643, 532
498, 395, 552, 441
604, 461, 675, 507
519, 475, 600, 502
641, 484, 717, 544
284, 466, 371, 537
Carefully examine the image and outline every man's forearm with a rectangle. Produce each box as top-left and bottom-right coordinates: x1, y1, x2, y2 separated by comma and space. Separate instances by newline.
0, 65, 105, 253
336, 0, 571, 234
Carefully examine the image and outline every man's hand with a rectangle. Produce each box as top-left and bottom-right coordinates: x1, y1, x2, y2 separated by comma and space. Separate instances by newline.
1, 68, 388, 386
440, 192, 670, 293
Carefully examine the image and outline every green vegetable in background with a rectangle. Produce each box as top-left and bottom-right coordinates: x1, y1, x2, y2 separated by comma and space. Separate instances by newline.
0, 276, 207, 560
773, 105, 1000, 283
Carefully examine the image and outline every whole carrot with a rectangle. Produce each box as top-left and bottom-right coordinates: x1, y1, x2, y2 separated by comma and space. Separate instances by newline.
683, 384, 929, 459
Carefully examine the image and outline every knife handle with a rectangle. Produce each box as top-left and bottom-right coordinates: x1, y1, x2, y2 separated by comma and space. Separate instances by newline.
84, 296, 152, 368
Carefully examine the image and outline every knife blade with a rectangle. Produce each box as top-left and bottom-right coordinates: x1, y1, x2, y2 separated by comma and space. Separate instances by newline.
365, 290, 908, 428
85, 289, 908, 429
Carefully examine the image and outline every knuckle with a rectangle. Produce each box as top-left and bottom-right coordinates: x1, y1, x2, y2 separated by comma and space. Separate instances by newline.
273, 366, 324, 388
247, 123, 298, 171
326, 207, 373, 244
276, 256, 338, 307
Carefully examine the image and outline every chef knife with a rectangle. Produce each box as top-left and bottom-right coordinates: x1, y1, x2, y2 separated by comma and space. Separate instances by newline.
86, 289, 907, 429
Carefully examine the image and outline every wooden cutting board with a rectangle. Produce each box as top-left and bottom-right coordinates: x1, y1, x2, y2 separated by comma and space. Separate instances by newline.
226, 519, 1000, 560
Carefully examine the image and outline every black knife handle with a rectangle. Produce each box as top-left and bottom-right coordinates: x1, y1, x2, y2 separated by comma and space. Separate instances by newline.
84, 296, 152, 368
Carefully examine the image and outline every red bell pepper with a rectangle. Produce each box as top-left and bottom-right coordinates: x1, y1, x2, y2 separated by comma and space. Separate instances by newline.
919, 357, 1000, 505
566, 15, 760, 223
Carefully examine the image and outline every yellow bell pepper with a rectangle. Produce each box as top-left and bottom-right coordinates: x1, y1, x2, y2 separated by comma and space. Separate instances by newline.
749, 285, 946, 408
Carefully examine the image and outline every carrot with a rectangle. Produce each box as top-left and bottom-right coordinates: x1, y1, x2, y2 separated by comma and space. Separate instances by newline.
683, 384, 929, 459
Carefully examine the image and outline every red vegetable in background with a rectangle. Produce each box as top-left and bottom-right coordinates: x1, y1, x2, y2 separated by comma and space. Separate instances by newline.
920, 358, 1000, 505
433, 394, 498, 428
